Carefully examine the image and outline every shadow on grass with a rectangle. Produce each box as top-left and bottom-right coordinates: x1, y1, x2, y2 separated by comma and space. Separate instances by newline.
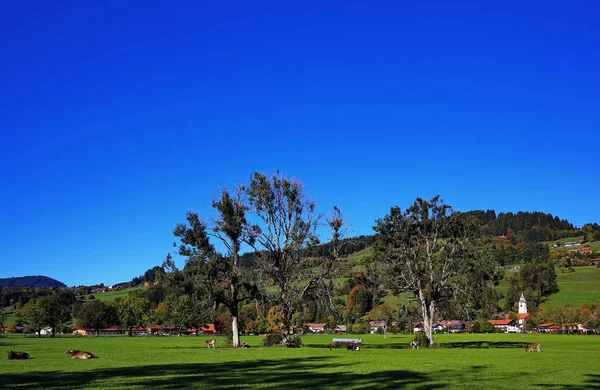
307, 343, 409, 349
439, 341, 527, 349
536, 374, 600, 389
0, 356, 444, 389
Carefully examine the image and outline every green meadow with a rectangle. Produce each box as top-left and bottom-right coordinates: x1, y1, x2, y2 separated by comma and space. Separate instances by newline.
1, 333, 599, 389
542, 266, 600, 310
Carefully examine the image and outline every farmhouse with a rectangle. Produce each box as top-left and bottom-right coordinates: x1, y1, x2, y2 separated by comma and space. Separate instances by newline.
39, 327, 53, 336
589, 258, 600, 266
305, 323, 327, 333
488, 319, 517, 332
569, 247, 592, 254
333, 325, 347, 334
369, 321, 387, 333
201, 324, 216, 334
536, 323, 556, 333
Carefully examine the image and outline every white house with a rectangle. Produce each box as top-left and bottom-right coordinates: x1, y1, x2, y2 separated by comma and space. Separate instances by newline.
39, 327, 53, 336
306, 323, 327, 333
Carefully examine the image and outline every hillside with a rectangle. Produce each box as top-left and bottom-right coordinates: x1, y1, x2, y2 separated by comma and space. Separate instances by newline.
541, 266, 600, 310
0, 275, 66, 288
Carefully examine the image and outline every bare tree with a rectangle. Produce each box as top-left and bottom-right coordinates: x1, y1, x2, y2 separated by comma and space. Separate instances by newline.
246, 172, 346, 344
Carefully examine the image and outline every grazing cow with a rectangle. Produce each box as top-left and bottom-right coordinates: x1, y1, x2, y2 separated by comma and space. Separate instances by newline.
65, 349, 97, 359
410, 341, 420, 349
6, 350, 30, 360
240, 341, 251, 348
204, 339, 216, 348
524, 343, 542, 352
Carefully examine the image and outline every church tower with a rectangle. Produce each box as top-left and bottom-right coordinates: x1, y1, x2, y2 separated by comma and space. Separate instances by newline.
518, 293, 528, 326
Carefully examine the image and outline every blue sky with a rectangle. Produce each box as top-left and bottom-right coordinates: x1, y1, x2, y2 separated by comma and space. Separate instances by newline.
1, 1, 598, 287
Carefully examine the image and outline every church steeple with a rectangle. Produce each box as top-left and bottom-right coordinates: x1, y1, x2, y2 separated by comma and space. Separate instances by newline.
518, 293, 527, 314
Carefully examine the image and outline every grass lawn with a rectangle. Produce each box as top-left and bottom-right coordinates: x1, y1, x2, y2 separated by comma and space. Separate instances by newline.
1, 333, 599, 389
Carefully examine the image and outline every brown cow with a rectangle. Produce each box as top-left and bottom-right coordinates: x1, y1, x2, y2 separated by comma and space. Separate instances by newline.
524, 343, 542, 352
7, 350, 30, 360
204, 339, 216, 348
65, 349, 97, 359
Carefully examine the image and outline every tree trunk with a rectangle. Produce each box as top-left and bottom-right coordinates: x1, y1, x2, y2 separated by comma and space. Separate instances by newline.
418, 289, 436, 346
232, 315, 240, 347
281, 305, 291, 344
128, 327, 133, 336
231, 283, 240, 347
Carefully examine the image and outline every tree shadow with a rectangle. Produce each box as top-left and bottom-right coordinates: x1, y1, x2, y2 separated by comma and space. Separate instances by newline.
536, 374, 600, 389
0, 356, 442, 389
440, 341, 527, 349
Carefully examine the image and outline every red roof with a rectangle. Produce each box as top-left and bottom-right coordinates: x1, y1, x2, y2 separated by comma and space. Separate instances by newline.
518, 313, 530, 319
201, 324, 216, 333
570, 247, 592, 253
306, 323, 327, 328
488, 320, 514, 325
538, 323, 554, 327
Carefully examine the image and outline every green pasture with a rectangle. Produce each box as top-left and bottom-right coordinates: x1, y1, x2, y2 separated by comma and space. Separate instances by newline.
541, 266, 600, 310
1, 333, 599, 389
91, 287, 139, 302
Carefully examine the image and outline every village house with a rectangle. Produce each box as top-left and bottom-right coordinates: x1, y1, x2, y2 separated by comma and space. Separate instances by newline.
589, 258, 600, 266
332, 325, 347, 334
39, 327, 53, 336
305, 323, 327, 333
488, 319, 517, 332
369, 321, 387, 333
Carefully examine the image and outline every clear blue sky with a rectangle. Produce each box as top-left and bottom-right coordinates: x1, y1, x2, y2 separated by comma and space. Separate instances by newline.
1, 1, 598, 287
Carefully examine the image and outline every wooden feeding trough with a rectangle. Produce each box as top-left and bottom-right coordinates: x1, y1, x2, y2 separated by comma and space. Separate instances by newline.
330, 338, 363, 351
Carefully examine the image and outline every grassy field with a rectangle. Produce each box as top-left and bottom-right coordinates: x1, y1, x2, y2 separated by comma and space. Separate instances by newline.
541, 266, 600, 310
1, 333, 599, 389
91, 287, 139, 302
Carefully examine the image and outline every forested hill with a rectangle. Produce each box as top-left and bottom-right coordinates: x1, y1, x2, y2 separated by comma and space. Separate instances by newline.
0, 276, 66, 288
464, 210, 579, 242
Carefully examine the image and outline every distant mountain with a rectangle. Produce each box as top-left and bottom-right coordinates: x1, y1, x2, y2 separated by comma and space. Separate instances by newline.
0, 276, 66, 288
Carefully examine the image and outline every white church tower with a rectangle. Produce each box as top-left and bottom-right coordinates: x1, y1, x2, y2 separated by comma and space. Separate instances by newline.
518, 293, 528, 326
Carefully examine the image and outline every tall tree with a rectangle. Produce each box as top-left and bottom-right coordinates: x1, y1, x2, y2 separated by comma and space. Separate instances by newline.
17, 298, 45, 337
0, 307, 8, 328
116, 292, 151, 336
17, 294, 71, 337
172, 187, 259, 347
75, 300, 118, 336
246, 172, 345, 344
373, 196, 479, 346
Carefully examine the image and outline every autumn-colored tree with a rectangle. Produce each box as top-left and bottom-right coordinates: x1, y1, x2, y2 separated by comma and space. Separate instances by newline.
267, 306, 282, 334
347, 284, 372, 321
505, 228, 514, 240
214, 314, 231, 334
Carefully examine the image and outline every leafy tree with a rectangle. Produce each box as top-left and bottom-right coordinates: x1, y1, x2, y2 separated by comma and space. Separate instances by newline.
373, 196, 479, 346
162, 255, 214, 336
75, 300, 118, 335
246, 172, 346, 344
75, 286, 91, 296
116, 292, 151, 336
0, 307, 8, 328
365, 303, 396, 339
18, 299, 45, 336
347, 284, 372, 320
171, 187, 260, 347
17, 295, 71, 337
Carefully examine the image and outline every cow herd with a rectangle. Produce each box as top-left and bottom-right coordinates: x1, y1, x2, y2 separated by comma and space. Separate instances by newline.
7, 341, 542, 360
6, 349, 98, 360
